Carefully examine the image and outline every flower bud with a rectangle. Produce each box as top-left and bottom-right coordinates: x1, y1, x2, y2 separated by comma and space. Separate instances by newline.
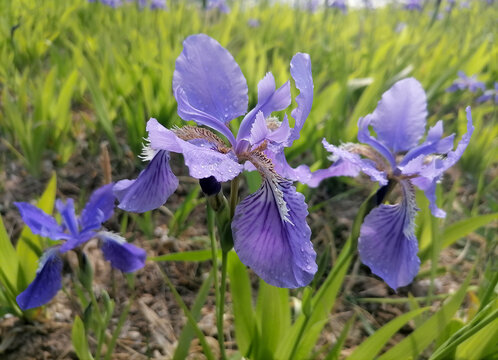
199, 176, 221, 196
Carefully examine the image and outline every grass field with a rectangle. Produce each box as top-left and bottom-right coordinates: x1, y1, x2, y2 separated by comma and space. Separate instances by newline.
0, 0, 497, 359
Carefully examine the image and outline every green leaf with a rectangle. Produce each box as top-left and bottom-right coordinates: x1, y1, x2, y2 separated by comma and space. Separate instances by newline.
173, 272, 214, 360
377, 269, 473, 360
441, 213, 498, 249
348, 307, 430, 360
324, 314, 356, 360
0, 216, 20, 290
149, 249, 220, 262
227, 251, 257, 357
72, 316, 94, 360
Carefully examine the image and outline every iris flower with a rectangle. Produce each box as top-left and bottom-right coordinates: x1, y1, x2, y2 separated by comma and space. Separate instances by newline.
477, 82, 498, 104
404, 0, 423, 11
327, 0, 348, 13
206, 0, 230, 13
114, 34, 317, 288
15, 184, 146, 310
446, 71, 486, 93
321, 78, 474, 290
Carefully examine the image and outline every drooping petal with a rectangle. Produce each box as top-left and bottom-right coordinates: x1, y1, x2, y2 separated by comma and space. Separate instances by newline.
236, 72, 291, 149
114, 150, 178, 213
287, 52, 314, 145
232, 157, 317, 288
370, 78, 428, 153
147, 118, 243, 182
79, 184, 115, 232
173, 34, 247, 143
411, 176, 446, 218
14, 202, 68, 240
400, 120, 456, 166
358, 180, 420, 290
99, 232, 146, 273
16, 248, 63, 310
322, 140, 388, 185
56, 199, 79, 237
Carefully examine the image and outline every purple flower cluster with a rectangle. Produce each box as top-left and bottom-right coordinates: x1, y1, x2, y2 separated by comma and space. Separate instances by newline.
15, 185, 146, 310
321, 79, 474, 290
114, 34, 318, 288
89, 0, 167, 10
404, 0, 423, 11
327, 0, 348, 13
206, 0, 230, 13
447, 71, 486, 93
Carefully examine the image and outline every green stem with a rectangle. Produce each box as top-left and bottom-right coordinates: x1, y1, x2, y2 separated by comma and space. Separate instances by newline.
159, 267, 216, 360
218, 251, 229, 360
230, 175, 240, 219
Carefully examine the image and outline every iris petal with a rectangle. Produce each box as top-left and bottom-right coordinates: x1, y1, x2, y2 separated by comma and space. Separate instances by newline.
147, 118, 243, 182
173, 34, 248, 144
322, 139, 388, 185
236, 72, 291, 147
370, 78, 428, 153
16, 248, 63, 310
357, 115, 397, 170
14, 202, 68, 240
79, 184, 115, 232
358, 180, 420, 290
99, 232, 146, 273
56, 199, 79, 236
232, 174, 317, 288
114, 150, 178, 213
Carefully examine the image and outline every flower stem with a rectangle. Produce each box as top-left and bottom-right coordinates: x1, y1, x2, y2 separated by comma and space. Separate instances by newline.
218, 250, 229, 360
230, 175, 240, 219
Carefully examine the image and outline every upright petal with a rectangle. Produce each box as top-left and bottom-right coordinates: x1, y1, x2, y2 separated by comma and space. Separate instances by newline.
56, 199, 79, 237
16, 248, 63, 310
370, 78, 428, 153
322, 140, 388, 185
114, 150, 178, 213
14, 202, 68, 240
147, 119, 243, 182
79, 184, 115, 232
236, 72, 291, 147
99, 232, 146, 273
357, 115, 397, 170
232, 155, 317, 288
358, 180, 420, 290
288, 53, 314, 145
173, 34, 248, 143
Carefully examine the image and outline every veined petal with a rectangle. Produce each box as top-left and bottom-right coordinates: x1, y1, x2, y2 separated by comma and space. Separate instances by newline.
248, 112, 292, 148
236, 72, 291, 148
173, 34, 247, 142
322, 140, 388, 185
411, 177, 446, 218
114, 150, 178, 213
288, 52, 314, 145
56, 199, 79, 237
147, 119, 243, 182
14, 202, 68, 240
16, 248, 63, 310
370, 78, 428, 153
400, 120, 456, 166
99, 232, 146, 273
79, 184, 115, 232
232, 155, 317, 288
358, 180, 420, 290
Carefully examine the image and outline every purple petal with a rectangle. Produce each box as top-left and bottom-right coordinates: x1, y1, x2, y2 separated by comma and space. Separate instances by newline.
56, 199, 79, 236
322, 140, 388, 185
99, 232, 146, 273
16, 248, 63, 310
400, 121, 456, 166
357, 115, 397, 170
236, 72, 291, 149
59, 230, 95, 253
411, 177, 446, 218
287, 53, 314, 145
232, 174, 317, 288
14, 202, 68, 240
358, 180, 420, 290
146, 119, 243, 182
114, 150, 178, 213
370, 78, 428, 153
247, 112, 291, 148
173, 34, 247, 144
79, 184, 115, 232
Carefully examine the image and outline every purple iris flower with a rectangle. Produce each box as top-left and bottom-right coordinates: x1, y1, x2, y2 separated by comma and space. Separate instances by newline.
114, 34, 317, 288
327, 0, 348, 13
99, 0, 123, 7
247, 18, 260, 28
206, 0, 230, 13
477, 82, 498, 104
320, 78, 474, 290
149, 0, 167, 9
404, 0, 423, 11
447, 71, 486, 93
14, 184, 146, 310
